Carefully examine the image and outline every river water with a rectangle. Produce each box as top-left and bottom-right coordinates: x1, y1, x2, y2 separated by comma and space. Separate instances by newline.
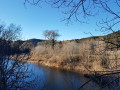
25, 63, 105, 90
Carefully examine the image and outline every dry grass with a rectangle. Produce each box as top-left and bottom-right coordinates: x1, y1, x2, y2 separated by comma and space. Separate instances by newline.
30, 40, 120, 72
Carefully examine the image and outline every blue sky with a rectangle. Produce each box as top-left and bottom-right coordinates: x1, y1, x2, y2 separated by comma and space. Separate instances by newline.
0, 0, 115, 41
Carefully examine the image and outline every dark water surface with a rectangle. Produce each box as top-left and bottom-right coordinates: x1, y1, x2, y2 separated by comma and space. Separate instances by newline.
25, 63, 106, 90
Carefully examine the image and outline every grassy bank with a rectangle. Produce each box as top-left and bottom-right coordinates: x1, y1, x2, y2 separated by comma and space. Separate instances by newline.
29, 39, 120, 74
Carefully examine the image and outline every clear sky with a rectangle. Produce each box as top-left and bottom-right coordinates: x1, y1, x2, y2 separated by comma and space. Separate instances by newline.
0, 0, 116, 41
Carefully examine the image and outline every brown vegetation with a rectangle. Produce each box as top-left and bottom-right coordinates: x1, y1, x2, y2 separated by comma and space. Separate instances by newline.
30, 38, 120, 74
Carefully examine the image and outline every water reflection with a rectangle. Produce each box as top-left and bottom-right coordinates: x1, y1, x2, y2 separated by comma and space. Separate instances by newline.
27, 63, 102, 90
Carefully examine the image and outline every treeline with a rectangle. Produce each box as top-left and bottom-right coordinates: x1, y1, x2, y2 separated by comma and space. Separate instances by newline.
0, 23, 34, 90
0, 25, 43, 55
0, 24, 21, 56
0, 36, 30, 55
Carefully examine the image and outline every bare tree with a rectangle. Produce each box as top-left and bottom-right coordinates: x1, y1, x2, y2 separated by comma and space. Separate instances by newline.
0, 23, 33, 90
43, 30, 60, 48
23, 0, 119, 25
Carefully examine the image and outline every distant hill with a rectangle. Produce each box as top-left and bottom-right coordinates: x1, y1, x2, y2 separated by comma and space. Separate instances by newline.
25, 38, 45, 46
69, 36, 103, 43
15, 38, 45, 46
13, 39, 45, 51
105, 30, 120, 37
69, 30, 120, 43
67, 30, 120, 50
14, 30, 120, 51
26, 38, 44, 42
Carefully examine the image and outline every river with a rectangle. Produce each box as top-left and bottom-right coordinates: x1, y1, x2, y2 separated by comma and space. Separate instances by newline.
24, 63, 106, 90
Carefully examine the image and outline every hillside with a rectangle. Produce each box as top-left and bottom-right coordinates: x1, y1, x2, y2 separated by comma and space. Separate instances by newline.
12, 30, 120, 54
69, 30, 120, 45
25, 38, 45, 46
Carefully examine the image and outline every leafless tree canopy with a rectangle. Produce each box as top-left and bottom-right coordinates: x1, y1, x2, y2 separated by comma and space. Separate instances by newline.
43, 30, 60, 40
43, 30, 60, 48
24, 0, 120, 26
0, 24, 32, 90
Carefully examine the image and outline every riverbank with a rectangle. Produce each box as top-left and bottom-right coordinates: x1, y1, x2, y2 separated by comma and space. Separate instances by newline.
21, 56, 103, 76
11, 54, 120, 90
11, 50, 120, 77
13, 54, 91, 75
25, 59, 88, 74
29, 40, 120, 76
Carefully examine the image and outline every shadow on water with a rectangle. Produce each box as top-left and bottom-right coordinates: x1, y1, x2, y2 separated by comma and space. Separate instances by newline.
25, 63, 107, 90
